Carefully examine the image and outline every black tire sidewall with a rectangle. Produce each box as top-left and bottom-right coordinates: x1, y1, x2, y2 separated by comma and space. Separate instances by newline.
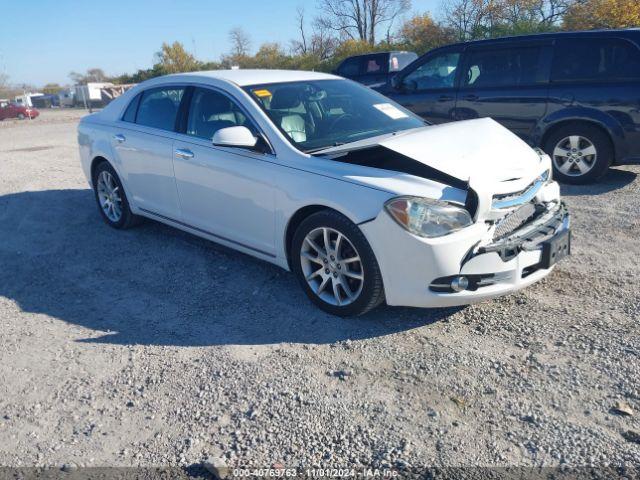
291, 211, 384, 317
544, 124, 612, 184
92, 161, 134, 229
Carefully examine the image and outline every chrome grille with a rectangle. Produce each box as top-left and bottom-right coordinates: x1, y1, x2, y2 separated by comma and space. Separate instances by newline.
493, 203, 537, 240
492, 171, 550, 210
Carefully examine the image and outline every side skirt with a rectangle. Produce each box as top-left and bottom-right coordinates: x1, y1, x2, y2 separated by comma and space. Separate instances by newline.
137, 208, 287, 269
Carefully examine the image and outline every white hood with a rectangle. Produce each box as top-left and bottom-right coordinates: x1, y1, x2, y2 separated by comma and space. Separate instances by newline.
379, 118, 542, 184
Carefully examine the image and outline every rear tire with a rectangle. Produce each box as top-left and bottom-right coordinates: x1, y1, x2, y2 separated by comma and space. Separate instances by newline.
17, 113, 25, 120
92, 161, 141, 229
543, 124, 612, 184
292, 210, 385, 317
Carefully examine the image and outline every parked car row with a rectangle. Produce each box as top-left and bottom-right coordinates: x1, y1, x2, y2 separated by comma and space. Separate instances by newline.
339, 29, 640, 185
79, 69, 571, 316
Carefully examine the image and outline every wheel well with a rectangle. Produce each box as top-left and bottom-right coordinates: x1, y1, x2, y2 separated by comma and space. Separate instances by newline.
285, 205, 337, 268
90, 156, 109, 183
541, 120, 614, 156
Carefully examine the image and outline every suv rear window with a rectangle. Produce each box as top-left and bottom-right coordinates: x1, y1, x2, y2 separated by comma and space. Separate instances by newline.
551, 38, 640, 82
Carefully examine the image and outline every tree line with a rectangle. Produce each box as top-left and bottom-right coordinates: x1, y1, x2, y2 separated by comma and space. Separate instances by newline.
3, 0, 638, 95
106, 0, 637, 85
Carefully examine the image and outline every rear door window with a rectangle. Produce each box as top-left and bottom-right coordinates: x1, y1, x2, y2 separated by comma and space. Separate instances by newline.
135, 86, 185, 131
463, 45, 546, 88
363, 54, 388, 74
337, 57, 362, 77
551, 37, 640, 82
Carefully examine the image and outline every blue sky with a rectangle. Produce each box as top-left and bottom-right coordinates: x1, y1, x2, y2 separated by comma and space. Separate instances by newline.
1, 0, 440, 86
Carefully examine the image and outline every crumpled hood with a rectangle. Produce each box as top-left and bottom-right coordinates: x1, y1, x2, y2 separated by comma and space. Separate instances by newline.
378, 118, 543, 184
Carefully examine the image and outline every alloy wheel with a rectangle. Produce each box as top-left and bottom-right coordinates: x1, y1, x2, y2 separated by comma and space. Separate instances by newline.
300, 227, 364, 306
97, 170, 123, 222
552, 135, 597, 177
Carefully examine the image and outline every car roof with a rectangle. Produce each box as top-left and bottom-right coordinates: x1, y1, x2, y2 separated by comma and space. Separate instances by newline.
162, 69, 339, 87
444, 28, 640, 49
341, 51, 415, 59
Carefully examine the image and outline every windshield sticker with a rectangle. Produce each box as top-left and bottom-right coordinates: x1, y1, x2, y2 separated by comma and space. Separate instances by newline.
253, 89, 272, 98
374, 103, 408, 120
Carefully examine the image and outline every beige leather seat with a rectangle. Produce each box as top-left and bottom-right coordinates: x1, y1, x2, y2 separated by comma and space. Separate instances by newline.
269, 88, 307, 142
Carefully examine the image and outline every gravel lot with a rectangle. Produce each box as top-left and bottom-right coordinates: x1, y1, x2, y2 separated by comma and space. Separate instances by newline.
0, 110, 638, 473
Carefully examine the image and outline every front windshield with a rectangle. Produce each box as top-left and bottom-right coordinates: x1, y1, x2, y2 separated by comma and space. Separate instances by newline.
244, 79, 425, 153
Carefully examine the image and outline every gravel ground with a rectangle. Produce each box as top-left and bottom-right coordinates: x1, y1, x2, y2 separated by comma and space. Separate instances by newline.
0, 110, 638, 473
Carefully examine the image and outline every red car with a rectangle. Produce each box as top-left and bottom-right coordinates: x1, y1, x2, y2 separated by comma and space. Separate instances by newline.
0, 103, 39, 120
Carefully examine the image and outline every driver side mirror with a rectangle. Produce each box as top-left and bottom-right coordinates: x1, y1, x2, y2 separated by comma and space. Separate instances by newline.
212, 126, 258, 149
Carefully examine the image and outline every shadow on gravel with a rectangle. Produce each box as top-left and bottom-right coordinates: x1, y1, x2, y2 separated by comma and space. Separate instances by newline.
0, 189, 457, 347
560, 167, 637, 196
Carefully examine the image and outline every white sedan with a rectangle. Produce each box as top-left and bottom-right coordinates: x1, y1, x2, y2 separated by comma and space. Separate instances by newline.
78, 70, 571, 316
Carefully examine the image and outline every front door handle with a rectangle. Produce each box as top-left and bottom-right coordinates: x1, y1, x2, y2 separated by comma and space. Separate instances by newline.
438, 95, 454, 102
113, 134, 126, 143
175, 148, 194, 159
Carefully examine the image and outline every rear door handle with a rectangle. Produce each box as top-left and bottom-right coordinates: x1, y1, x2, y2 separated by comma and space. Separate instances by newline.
438, 95, 454, 102
113, 134, 126, 143
463, 94, 478, 101
175, 148, 194, 159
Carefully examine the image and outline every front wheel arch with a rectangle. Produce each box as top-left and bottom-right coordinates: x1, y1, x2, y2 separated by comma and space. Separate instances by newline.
285, 205, 349, 270
540, 120, 615, 162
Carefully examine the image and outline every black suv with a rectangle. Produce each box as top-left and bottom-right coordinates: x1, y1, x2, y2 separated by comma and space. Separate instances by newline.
383, 29, 640, 184
334, 51, 418, 89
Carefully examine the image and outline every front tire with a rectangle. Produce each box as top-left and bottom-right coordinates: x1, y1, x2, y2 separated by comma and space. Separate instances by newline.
543, 124, 612, 184
292, 210, 385, 317
17, 113, 25, 120
92, 161, 140, 229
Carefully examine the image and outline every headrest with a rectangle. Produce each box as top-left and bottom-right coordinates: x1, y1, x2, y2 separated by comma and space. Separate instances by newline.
198, 93, 232, 115
270, 87, 301, 110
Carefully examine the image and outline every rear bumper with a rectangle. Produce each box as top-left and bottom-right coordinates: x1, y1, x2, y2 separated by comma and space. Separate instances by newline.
361, 202, 570, 308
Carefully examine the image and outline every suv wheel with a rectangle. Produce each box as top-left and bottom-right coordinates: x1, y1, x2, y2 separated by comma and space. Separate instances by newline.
292, 211, 385, 317
93, 161, 140, 229
544, 124, 612, 184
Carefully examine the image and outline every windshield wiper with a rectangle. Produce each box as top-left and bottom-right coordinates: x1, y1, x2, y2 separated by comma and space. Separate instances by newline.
306, 142, 346, 155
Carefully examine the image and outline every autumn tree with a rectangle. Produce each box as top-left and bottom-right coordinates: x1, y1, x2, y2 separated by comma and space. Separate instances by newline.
563, 0, 640, 29
251, 43, 290, 69
156, 41, 201, 73
317, 0, 411, 45
396, 13, 456, 54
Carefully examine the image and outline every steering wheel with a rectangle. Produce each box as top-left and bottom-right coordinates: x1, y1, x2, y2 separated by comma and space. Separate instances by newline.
328, 113, 356, 133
